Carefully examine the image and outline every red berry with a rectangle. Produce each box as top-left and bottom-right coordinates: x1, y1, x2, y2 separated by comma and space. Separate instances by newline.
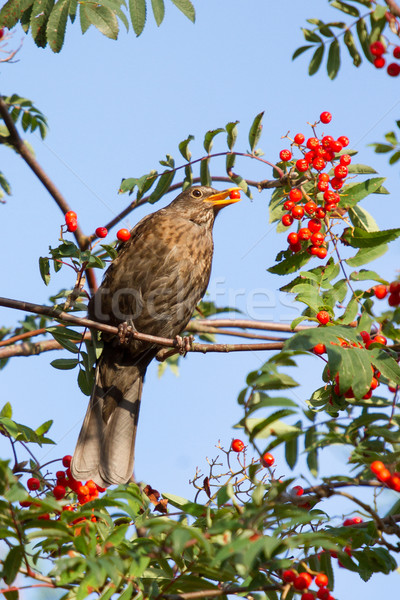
319, 172, 330, 182
323, 190, 339, 203
56, 470, 66, 480
293, 485, 304, 496
317, 310, 330, 325
291, 205, 305, 220
388, 473, 400, 491
288, 232, 299, 245
340, 154, 351, 166
302, 593, 315, 600
320, 111, 332, 124
372, 334, 387, 345
290, 241, 302, 253
388, 292, 400, 306
282, 214, 294, 227
370, 460, 385, 474
289, 188, 302, 202
296, 159, 309, 172
231, 439, 245, 452
229, 190, 241, 199
334, 165, 348, 179
294, 133, 305, 145
65, 211, 77, 224
78, 484, 90, 496
27, 477, 40, 491
313, 343, 326, 355
337, 136, 349, 147
62, 455, 72, 468
95, 227, 108, 238
387, 62, 400, 77
373, 284, 388, 299
330, 177, 344, 190
117, 228, 131, 242
298, 227, 312, 241
307, 137, 320, 150
293, 573, 313, 590
322, 135, 334, 148
377, 467, 391, 482
311, 232, 325, 247
309, 245, 320, 256
360, 331, 370, 343
280, 149, 292, 161
313, 157, 326, 171
317, 181, 329, 192
315, 573, 329, 588
317, 588, 330, 600
96, 483, 106, 493
283, 200, 295, 211
0, 29, 4, 40
282, 570, 296, 583
304, 201, 317, 215
393, 46, 400, 59
315, 207, 326, 219
316, 247, 327, 259
374, 57, 386, 69
389, 281, 400, 293
329, 140, 343, 153
66, 218, 78, 233
304, 151, 315, 163
308, 218, 322, 233
53, 485, 66, 500
352, 516, 363, 524
261, 452, 274, 467
370, 41, 385, 56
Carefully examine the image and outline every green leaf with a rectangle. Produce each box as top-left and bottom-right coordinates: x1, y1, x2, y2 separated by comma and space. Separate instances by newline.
348, 205, 379, 232
292, 44, 313, 60
49, 331, 80, 353
83, 4, 119, 39
327, 38, 340, 79
0, 0, 23, 28
331, 0, 359, 16
309, 44, 324, 75
350, 269, 387, 283
31, 0, 54, 47
178, 134, 194, 161
203, 128, 224, 153
200, 157, 211, 186
342, 226, 400, 248
39, 256, 50, 285
347, 163, 377, 174
248, 111, 264, 153
3, 545, 23, 585
0, 402, 12, 418
371, 143, 394, 153
302, 27, 323, 43
79, 1, 91, 32
46, 0, 70, 53
151, 0, 164, 25
340, 177, 386, 209
344, 29, 361, 66
149, 170, 174, 203
346, 243, 388, 267
268, 250, 311, 275
285, 432, 299, 469
389, 150, 400, 165
169, 0, 195, 22
50, 358, 79, 370
226, 121, 239, 150
129, 0, 146, 35
356, 17, 372, 62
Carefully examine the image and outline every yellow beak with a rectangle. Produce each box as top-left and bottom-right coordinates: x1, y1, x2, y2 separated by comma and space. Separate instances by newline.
204, 188, 242, 208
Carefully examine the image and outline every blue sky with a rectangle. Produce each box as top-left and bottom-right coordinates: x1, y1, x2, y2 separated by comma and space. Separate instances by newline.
1, 1, 400, 597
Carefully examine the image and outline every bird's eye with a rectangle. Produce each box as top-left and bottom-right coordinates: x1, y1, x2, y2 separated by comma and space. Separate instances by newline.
192, 189, 202, 198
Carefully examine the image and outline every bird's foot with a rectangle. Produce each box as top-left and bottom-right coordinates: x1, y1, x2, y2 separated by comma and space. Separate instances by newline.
173, 334, 194, 356
118, 320, 137, 345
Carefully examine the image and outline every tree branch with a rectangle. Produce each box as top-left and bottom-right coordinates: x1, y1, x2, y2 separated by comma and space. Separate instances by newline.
385, 0, 400, 17
162, 584, 282, 600
0, 296, 285, 355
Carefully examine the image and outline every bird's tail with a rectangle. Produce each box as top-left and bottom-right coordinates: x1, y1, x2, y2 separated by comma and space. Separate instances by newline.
71, 346, 153, 487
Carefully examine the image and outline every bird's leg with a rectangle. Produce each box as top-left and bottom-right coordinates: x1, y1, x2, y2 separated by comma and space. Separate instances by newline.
173, 334, 194, 356
118, 320, 137, 345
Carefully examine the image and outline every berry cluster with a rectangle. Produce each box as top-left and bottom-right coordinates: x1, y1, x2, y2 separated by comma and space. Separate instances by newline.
370, 41, 400, 77
370, 460, 400, 492
282, 569, 334, 600
63, 209, 132, 242
373, 281, 400, 307
279, 112, 351, 260
21, 454, 106, 521
65, 210, 78, 232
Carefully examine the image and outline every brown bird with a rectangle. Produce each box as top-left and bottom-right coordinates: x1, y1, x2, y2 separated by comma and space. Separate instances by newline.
71, 185, 241, 487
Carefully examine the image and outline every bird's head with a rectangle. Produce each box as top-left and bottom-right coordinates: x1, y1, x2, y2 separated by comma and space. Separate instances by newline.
169, 185, 242, 225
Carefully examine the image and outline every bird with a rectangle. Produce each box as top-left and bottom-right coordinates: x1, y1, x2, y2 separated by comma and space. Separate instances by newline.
70, 185, 241, 487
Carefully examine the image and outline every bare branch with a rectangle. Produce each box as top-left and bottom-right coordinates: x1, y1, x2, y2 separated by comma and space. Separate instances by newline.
385, 0, 400, 17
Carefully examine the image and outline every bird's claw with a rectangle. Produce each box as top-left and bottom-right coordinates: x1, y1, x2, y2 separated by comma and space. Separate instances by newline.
118, 320, 137, 345
173, 334, 194, 356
